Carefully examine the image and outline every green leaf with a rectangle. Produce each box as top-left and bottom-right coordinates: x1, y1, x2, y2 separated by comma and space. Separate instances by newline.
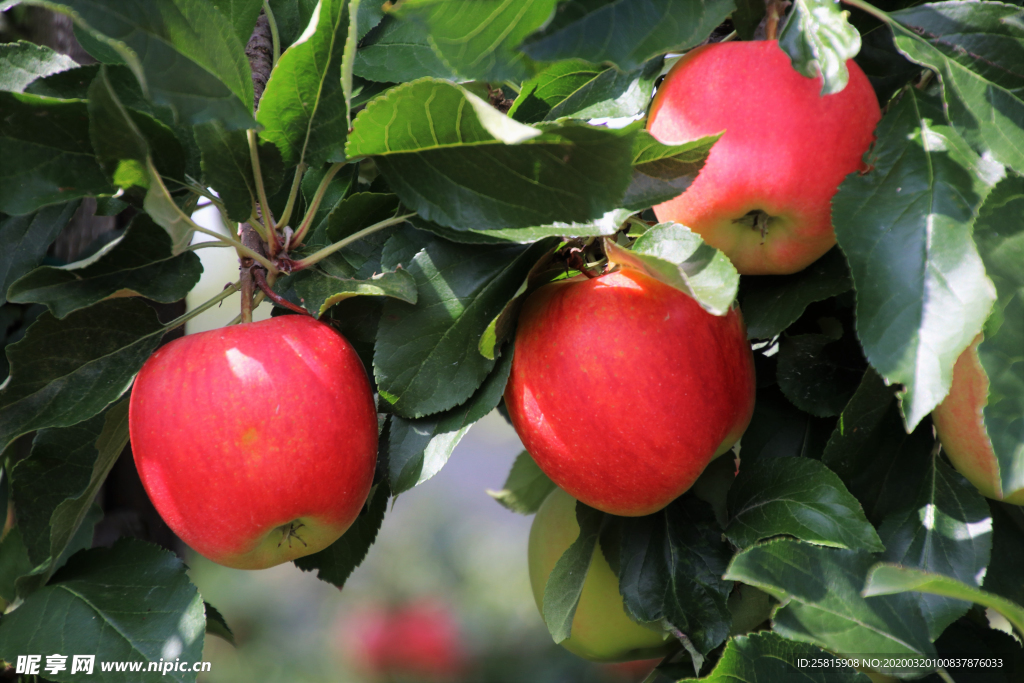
0, 91, 114, 214
677, 631, 871, 683
983, 504, 1024, 608
43, 0, 256, 128
877, 454, 993, 639
477, 245, 557, 360
487, 450, 556, 515
0, 527, 33, 604
739, 246, 852, 340
257, 0, 350, 167
11, 399, 128, 571
0, 41, 78, 93
509, 59, 604, 123
521, 0, 735, 72
279, 267, 417, 317
973, 172, 1024, 498
413, 209, 631, 246
891, 1, 1024, 97
388, 347, 512, 495
776, 333, 862, 417
725, 457, 883, 552
374, 235, 557, 418
863, 563, 1024, 641
195, 121, 266, 222
778, 0, 862, 95
0, 539, 207, 683
267, 0, 318, 51
354, 15, 456, 82
891, 14, 1024, 175
1, 201, 81, 297
605, 222, 739, 316
202, 601, 235, 645
301, 165, 358, 246
8, 215, 202, 318
741, 383, 832, 463
294, 482, 388, 588
732, 0, 766, 41
209, 0, 264, 46
622, 130, 719, 211
821, 369, 936, 524
725, 539, 937, 675
832, 88, 1001, 431
543, 500, 603, 644
390, 0, 557, 82
347, 79, 636, 231
0, 298, 163, 454
611, 496, 733, 656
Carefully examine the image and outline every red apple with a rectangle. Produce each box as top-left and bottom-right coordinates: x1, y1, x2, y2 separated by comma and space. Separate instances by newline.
129, 315, 378, 569
505, 268, 755, 516
932, 335, 1024, 505
647, 40, 881, 275
529, 488, 673, 662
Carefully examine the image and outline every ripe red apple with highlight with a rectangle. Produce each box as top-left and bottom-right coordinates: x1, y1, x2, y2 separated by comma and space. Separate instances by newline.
504, 268, 755, 516
129, 315, 378, 569
529, 488, 673, 662
647, 40, 881, 275
932, 335, 1024, 505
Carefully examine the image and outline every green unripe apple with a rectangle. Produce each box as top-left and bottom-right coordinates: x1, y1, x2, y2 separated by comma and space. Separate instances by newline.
528, 488, 674, 662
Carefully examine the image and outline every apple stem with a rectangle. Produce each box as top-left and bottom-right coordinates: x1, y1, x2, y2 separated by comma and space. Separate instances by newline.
289, 162, 345, 249
253, 267, 311, 316
248, 129, 279, 257
765, 0, 789, 41
292, 213, 415, 270
276, 162, 308, 230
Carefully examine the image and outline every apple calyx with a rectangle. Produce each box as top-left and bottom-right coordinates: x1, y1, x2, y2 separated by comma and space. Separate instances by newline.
277, 520, 309, 549
732, 209, 775, 242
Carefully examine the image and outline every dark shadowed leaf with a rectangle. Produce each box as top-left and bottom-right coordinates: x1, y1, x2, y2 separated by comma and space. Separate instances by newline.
778, 0, 862, 94
740, 246, 852, 340
195, 121, 284, 223
488, 450, 556, 515
726, 457, 883, 551
725, 539, 936, 676
0, 539, 206, 683
391, 0, 557, 82
347, 79, 635, 231
677, 631, 871, 683
776, 333, 862, 417
832, 89, 1001, 431
374, 236, 557, 418
622, 130, 719, 212
0, 526, 32, 603
0, 298, 163, 454
543, 501, 603, 644
8, 216, 202, 318
732, 0, 766, 41
983, 504, 1024, 608
522, 0, 734, 72
389, 349, 512, 494
294, 482, 389, 588
202, 601, 235, 645
1, 201, 81, 297
877, 454, 993, 639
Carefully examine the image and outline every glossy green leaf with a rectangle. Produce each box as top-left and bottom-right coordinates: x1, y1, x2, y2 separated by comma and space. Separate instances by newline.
543, 500, 603, 644
821, 369, 936, 524
9, 216, 201, 319
877, 454, 993, 639
0, 539, 207, 683
891, 16, 1024, 175
388, 348, 512, 494
10, 399, 128, 574
294, 482, 389, 588
347, 79, 636, 231
0, 41, 78, 93
1, 201, 81, 297
725, 539, 937, 675
891, 1, 1024, 97
726, 457, 883, 552
257, 0, 350, 167
390, 0, 557, 82
0, 298, 163, 454
863, 563, 1024, 640
522, 0, 735, 72
31, 0, 256, 129
605, 222, 739, 316
374, 235, 557, 418
778, 0, 862, 95
487, 450, 556, 515
535, 58, 663, 122
611, 496, 733, 656
0, 91, 113, 215
677, 631, 871, 683
776, 333, 862, 417
509, 59, 604, 123
740, 247, 852, 340
354, 15, 456, 82
832, 88, 1001, 431
267, 0, 318, 51
973, 172, 1024, 498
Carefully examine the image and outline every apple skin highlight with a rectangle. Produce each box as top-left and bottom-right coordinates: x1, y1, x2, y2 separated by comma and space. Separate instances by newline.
648, 40, 881, 275
129, 315, 379, 569
505, 269, 755, 517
